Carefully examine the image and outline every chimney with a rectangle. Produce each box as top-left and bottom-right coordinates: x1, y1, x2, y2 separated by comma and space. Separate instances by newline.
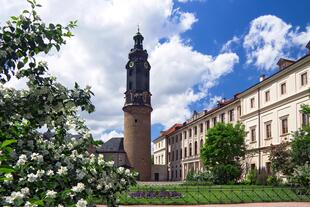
259, 74, 265, 82
277, 58, 295, 70
306, 41, 310, 54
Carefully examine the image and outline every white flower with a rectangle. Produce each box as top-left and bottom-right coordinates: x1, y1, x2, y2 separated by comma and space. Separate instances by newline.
57, 166, 68, 176
46, 170, 54, 176
36, 169, 45, 177
117, 167, 124, 173
107, 160, 114, 167
76, 199, 87, 207
31, 153, 44, 162
27, 173, 37, 182
67, 143, 74, 150
25, 201, 38, 207
96, 184, 103, 190
72, 183, 85, 193
21, 187, 30, 195
120, 178, 126, 185
46, 190, 57, 198
5, 191, 24, 204
16, 154, 27, 166
4, 173, 13, 184
125, 169, 131, 175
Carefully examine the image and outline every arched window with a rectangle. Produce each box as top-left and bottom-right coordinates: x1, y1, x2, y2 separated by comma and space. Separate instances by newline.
189, 143, 192, 156
200, 139, 203, 150
194, 141, 197, 155
184, 147, 187, 158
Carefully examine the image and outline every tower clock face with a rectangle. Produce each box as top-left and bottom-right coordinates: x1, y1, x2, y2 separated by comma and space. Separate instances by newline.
129, 61, 134, 68
144, 62, 149, 69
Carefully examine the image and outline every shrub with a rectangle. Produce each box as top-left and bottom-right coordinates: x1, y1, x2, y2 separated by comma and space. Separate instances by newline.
212, 164, 241, 184
244, 169, 257, 185
185, 170, 214, 184
289, 164, 310, 188
0, 1, 136, 206
267, 175, 282, 186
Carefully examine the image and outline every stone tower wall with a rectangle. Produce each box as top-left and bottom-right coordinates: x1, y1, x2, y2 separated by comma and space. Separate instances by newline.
123, 105, 152, 181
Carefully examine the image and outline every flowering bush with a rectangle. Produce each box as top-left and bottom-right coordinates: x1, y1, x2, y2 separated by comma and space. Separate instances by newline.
0, 1, 136, 206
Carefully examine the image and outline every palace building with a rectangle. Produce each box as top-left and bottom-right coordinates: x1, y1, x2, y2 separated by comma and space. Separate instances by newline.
153, 40, 310, 181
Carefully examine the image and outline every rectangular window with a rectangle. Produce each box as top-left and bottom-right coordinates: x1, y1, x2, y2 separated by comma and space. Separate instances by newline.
175, 135, 178, 143
265, 90, 270, 102
266, 162, 272, 174
212, 117, 217, 126
180, 149, 182, 159
251, 163, 256, 170
206, 120, 210, 130
189, 128, 192, 137
184, 147, 187, 158
301, 72, 308, 86
176, 150, 178, 160
220, 113, 225, 123
250, 98, 255, 108
172, 151, 174, 161
301, 112, 309, 126
250, 127, 256, 142
184, 131, 187, 139
194, 126, 197, 136
281, 117, 288, 135
200, 123, 203, 133
281, 82, 286, 95
172, 136, 174, 144
229, 109, 234, 122
237, 106, 241, 117
265, 122, 272, 139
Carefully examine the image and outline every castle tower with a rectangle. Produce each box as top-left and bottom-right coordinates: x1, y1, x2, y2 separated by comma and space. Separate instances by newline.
123, 30, 152, 181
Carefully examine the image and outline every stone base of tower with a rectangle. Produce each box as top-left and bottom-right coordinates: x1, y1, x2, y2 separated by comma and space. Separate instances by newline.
123, 105, 152, 181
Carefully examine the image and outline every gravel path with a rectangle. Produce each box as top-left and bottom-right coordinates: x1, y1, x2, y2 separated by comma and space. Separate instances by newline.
97, 202, 310, 207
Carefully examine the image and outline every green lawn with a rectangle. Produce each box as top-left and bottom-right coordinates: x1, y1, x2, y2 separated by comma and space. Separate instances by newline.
118, 185, 310, 205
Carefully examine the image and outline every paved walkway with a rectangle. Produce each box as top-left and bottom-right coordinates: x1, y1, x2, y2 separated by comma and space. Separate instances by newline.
97, 202, 310, 207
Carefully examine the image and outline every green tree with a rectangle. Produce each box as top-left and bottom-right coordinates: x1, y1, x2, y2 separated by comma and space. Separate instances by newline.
269, 142, 294, 175
200, 122, 246, 184
0, 1, 135, 206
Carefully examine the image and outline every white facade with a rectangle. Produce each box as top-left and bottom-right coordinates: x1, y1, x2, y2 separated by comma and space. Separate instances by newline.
153, 45, 310, 181
153, 135, 166, 165
240, 55, 310, 173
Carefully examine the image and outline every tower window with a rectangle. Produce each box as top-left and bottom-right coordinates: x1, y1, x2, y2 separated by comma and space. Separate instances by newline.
129, 81, 132, 90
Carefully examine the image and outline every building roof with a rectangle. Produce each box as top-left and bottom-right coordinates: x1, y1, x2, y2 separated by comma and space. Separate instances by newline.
97, 137, 125, 153
153, 123, 183, 142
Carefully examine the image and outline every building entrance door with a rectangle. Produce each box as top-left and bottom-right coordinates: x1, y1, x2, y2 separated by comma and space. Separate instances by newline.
154, 173, 159, 181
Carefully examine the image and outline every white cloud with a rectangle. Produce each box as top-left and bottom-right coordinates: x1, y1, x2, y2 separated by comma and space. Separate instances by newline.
291, 25, 310, 47
0, 0, 238, 139
150, 36, 239, 127
99, 130, 124, 143
205, 95, 223, 110
221, 36, 240, 53
243, 15, 310, 70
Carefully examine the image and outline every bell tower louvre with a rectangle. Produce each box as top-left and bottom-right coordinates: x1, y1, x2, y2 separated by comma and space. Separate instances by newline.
123, 29, 152, 181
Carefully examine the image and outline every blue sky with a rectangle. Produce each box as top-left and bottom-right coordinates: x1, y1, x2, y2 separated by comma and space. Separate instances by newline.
151, 0, 310, 139
1, 0, 310, 142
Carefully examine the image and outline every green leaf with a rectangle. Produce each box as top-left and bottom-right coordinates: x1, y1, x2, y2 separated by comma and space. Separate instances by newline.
17, 61, 24, 69
1, 139, 17, 149
0, 167, 15, 173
